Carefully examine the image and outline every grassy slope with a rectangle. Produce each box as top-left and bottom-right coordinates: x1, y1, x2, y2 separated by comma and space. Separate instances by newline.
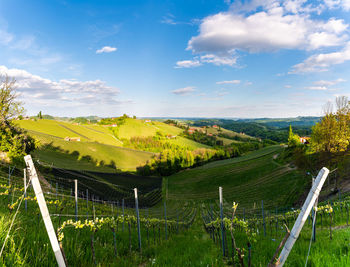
30, 131, 153, 171
16, 119, 208, 171
117, 118, 209, 149
167, 145, 308, 211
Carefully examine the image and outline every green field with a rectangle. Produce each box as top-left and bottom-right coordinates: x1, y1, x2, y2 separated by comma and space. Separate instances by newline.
30, 131, 154, 171
16, 119, 209, 171
167, 145, 308, 212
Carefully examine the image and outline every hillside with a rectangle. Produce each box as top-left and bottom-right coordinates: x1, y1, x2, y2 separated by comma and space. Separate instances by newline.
16, 118, 210, 171
167, 145, 308, 213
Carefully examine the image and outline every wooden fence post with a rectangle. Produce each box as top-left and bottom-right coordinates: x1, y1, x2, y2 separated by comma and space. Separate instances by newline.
24, 155, 66, 267
122, 199, 125, 231
86, 189, 89, 219
134, 188, 142, 252
219, 187, 225, 257
276, 167, 329, 266
24, 169, 27, 212
8, 166, 10, 204
164, 200, 168, 240
262, 200, 266, 237
74, 180, 78, 221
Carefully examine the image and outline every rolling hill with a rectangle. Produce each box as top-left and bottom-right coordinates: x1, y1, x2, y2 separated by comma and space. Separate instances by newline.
167, 145, 308, 213
15, 118, 210, 171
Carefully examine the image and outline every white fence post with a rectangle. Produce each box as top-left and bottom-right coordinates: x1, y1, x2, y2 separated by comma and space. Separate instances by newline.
276, 167, 329, 266
23, 169, 27, 212
74, 179, 78, 221
24, 155, 66, 267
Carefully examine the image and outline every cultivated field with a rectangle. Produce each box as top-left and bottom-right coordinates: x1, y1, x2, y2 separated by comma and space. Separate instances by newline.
167, 145, 308, 212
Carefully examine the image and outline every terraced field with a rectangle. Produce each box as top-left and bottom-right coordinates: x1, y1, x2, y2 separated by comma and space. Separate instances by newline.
167, 145, 308, 212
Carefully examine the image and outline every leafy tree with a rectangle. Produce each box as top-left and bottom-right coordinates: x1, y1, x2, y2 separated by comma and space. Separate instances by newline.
288, 125, 300, 147
0, 75, 24, 126
37, 111, 42, 119
311, 96, 350, 153
0, 75, 36, 162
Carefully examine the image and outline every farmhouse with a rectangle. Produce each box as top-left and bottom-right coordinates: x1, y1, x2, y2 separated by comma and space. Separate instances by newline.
145, 120, 151, 123
188, 128, 196, 134
64, 137, 81, 142
299, 136, 310, 144
213, 125, 218, 128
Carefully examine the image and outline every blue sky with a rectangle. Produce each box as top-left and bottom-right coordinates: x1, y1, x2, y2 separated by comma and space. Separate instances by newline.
1, 0, 350, 118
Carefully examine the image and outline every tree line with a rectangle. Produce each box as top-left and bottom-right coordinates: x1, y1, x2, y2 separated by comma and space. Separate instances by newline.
137, 141, 271, 176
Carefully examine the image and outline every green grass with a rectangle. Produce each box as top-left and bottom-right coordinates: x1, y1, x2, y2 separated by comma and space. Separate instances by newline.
17, 119, 122, 146
30, 131, 154, 172
168, 146, 308, 212
16, 118, 210, 172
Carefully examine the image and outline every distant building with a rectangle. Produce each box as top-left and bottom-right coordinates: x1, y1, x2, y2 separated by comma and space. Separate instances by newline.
145, 120, 151, 123
188, 128, 196, 134
299, 137, 310, 144
213, 125, 218, 128
64, 137, 81, 142
166, 134, 177, 139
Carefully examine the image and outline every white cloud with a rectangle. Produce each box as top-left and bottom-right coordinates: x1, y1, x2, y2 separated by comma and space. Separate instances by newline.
182, 0, 348, 69
305, 78, 346, 90
290, 42, 350, 73
216, 80, 241, 84
175, 59, 202, 68
305, 86, 328, 90
171, 86, 196, 95
314, 78, 346, 86
284, 85, 292, 88
0, 65, 121, 106
161, 14, 177, 25
200, 53, 238, 66
175, 52, 238, 68
324, 0, 350, 11
96, 46, 117, 54
188, 8, 348, 54
0, 29, 14, 45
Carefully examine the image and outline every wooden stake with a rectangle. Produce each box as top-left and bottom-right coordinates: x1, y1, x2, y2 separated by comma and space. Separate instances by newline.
134, 188, 142, 252
24, 155, 66, 267
23, 169, 27, 212
275, 167, 329, 266
74, 179, 78, 221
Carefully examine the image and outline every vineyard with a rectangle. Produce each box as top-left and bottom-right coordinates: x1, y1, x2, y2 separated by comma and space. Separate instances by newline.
1, 150, 350, 266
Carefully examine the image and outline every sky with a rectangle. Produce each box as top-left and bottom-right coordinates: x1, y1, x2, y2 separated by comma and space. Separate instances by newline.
0, 0, 350, 118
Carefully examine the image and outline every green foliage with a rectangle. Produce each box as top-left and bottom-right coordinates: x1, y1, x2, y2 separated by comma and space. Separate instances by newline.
288, 125, 300, 147
311, 97, 350, 153
122, 136, 186, 153
98, 116, 127, 126
192, 119, 313, 143
137, 141, 272, 177
0, 75, 36, 163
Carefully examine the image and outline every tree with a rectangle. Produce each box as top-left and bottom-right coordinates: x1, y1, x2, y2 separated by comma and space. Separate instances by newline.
288, 125, 299, 147
38, 111, 43, 119
0, 75, 24, 126
311, 96, 350, 153
0, 75, 36, 162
